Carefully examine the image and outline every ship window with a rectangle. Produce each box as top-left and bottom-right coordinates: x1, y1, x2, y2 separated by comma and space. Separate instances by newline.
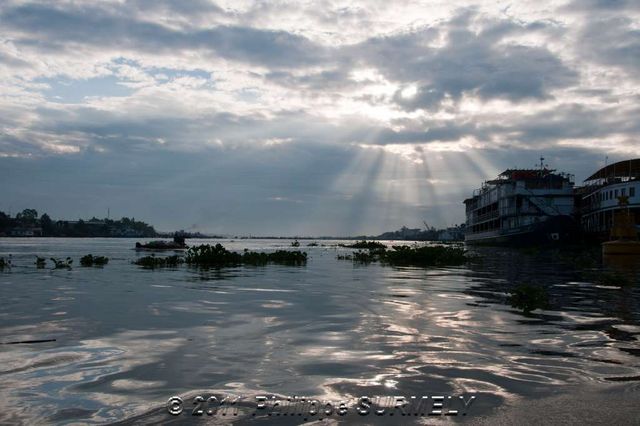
621, 188, 626, 196
615, 189, 619, 197
631, 187, 636, 197
610, 190, 613, 199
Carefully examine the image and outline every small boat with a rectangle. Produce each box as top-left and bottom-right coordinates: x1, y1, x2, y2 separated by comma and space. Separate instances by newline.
602, 196, 640, 256
135, 235, 187, 250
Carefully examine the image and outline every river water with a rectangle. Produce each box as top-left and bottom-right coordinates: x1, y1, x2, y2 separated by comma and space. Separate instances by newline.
0, 238, 639, 424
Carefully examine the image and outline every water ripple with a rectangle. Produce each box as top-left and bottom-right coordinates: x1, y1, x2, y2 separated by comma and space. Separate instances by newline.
0, 239, 639, 423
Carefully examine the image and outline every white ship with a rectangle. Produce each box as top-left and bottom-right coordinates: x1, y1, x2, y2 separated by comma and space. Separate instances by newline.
463, 159, 577, 245
579, 158, 640, 241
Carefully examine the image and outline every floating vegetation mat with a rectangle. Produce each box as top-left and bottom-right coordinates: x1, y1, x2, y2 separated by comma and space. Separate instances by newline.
134, 254, 184, 268
508, 283, 550, 314
340, 240, 387, 249
185, 244, 307, 267
0, 256, 11, 270
338, 244, 470, 267
80, 254, 109, 267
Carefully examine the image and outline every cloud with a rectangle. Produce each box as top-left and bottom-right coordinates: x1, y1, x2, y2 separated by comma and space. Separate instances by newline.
0, 3, 329, 69
566, 0, 640, 11
356, 12, 577, 110
578, 17, 640, 75
0, 0, 639, 233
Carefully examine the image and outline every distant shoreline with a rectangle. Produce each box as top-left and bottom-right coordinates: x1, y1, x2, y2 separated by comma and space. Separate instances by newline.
0, 235, 463, 242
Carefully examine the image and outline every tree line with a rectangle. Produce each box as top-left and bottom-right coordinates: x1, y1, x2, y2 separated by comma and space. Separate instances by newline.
0, 209, 157, 237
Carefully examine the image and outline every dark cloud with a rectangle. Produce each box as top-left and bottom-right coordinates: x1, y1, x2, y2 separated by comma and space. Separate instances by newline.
495, 104, 619, 143
579, 17, 640, 74
264, 69, 353, 90
126, 0, 224, 16
564, 0, 640, 75
356, 14, 577, 110
0, 3, 578, 99
1, 3, 328, 68
567, 0, 640, 11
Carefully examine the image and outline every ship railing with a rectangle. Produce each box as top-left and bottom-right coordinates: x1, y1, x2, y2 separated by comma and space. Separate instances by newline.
474, 210, 499, 222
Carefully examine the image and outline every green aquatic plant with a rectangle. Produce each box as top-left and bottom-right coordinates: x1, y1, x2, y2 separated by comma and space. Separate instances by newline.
369, 247, 388, 257
134, 254, 183, 268
80, 254, 109, 267
265, 250, 307, 266
336, 251, 378, 263
185, 244, 243, 267
352, 250, 379, 263
291, 240, 300, 247
336, 244, 469, 267
307, 242, 319, 247
50, 257, 73, 269
382, 245, 467, 267
239, 250, 269, 266
35, 256, 46, 268
508, 283, 549, 314
341, 240, 387, 250
0, 256, 11, 270
185, 244, 307, 267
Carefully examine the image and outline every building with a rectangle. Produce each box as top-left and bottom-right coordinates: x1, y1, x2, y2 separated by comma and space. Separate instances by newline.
9, 227, 43, 237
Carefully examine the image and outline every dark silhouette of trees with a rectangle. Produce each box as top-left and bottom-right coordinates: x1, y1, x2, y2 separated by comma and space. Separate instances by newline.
16, 209, 38, 224
0, 209, 157, 237
40, 214, 54, 235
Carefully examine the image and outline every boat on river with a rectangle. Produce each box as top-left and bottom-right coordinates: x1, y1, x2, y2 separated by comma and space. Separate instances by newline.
579, 158, 640, 242
463, 159, 578, 245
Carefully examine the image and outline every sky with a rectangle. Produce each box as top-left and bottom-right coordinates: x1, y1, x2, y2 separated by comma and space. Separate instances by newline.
0, 0, 639, 235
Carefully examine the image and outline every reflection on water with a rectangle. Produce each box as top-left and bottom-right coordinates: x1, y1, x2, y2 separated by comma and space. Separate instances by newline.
604, 253, 640, 277
0, 238, 639, 424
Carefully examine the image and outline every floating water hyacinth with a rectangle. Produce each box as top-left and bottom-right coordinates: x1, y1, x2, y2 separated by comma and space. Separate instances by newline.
0, 256, 11, 270
35, 256, 46, 268
508, 283, 549, 314
337, 244, 469, 267
382, 245, 468, 267
80, 254, 109, 267
340, 240, 387, 250
185, 244, 307, 267
51, 257, 73, 269
134, 254, 183, 268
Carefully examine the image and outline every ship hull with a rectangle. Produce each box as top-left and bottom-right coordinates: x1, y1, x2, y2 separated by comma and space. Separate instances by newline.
464, 216, 579, 246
